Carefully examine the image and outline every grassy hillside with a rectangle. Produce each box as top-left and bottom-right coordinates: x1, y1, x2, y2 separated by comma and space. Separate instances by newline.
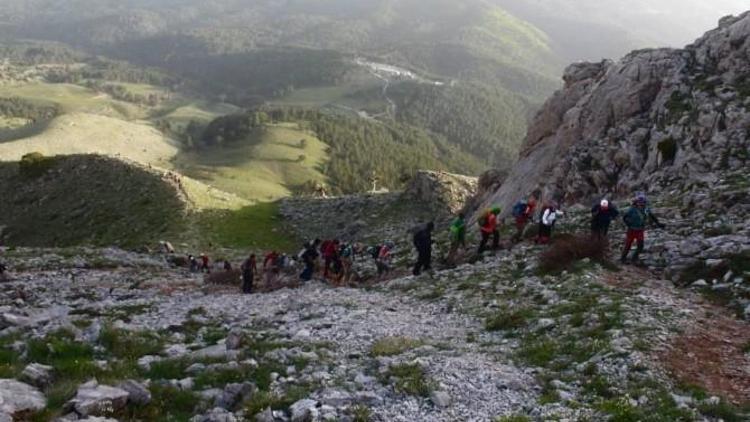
0, 83, 143, 120
0, 153, 298, 251
0, 112, 178, 167
173, 122, 329, 202
0, 154, 185, 248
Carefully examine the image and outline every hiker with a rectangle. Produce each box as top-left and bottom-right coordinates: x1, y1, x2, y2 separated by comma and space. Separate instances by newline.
477, 207, 501, 254
537, 201, 563, 244
413, 222, 434, 276
321, 239, 341, 280
322, 239, 340, 279
240, 254, 257, 294
512, 195, 537, 242
375, 241, 395, 280
591, 199, 619, 240
263, 251, 280, 286
189, 255, 199, 273
223, 260, 232, 272
300, 240, 320, 282
447, 213, 466, 264
338, 242, 354, 285
200, 254, 211, 273
621, 194, 665, 264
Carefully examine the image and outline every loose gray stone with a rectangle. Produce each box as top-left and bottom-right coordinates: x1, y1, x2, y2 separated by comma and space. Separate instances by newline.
289, 398, 318, 422
68, 381, 129, 417
118, 380, 151, 405
21, 363, 54, 388
0, 379, 46, 416
430, 391, 452, 408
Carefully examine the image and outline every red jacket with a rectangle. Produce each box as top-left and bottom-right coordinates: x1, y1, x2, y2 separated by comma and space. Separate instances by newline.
481, 213, 498, 233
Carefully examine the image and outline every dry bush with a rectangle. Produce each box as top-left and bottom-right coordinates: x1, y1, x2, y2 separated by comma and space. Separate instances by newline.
204, 269, 241, 285
538, 234, 609, 274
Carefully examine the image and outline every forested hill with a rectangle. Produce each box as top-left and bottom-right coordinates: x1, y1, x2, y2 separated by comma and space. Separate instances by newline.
0, 0, 567, 174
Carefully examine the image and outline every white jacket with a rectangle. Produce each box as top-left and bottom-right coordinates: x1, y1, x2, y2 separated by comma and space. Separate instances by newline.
542, 208, 563, 226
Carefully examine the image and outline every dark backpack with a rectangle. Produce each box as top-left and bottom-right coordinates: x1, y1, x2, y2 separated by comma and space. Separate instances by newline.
512, 201, 527, 218
370, 245, 382, 259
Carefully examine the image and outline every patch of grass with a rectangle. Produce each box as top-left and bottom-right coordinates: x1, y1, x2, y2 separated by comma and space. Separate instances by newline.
419, 286, 445, 301
495, 415, 531, 422
517, 336, 558, 368
387, 363, 435, 397
583, 375, 614, 399
143, 358, 189, 380
485, 307, 535, 332
698, 399, 745, 422
198, 201, 298, 251
119, 384, 199, 421
350, 404, 372, 422
26, 330, 98, 379
245, 385, 313, 417
99, 326, 164, 360
370, 337, 424, 357
201, 327, 229, 346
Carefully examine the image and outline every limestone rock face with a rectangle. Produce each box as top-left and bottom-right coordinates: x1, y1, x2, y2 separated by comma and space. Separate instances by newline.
478, 12, 750, 214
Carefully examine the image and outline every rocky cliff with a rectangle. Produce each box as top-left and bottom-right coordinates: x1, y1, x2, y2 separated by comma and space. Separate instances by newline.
480, 12, 750, 211
475, 12, 750, 308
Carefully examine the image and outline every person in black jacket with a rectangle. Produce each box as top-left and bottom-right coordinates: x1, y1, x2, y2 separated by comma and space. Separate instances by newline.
591, 199, 619, 240
412, 222, 434, 276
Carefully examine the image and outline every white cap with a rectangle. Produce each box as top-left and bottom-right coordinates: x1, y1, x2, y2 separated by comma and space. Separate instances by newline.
600, 199, 609, 208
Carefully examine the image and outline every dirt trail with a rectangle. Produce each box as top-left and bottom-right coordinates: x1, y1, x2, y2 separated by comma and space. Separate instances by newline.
603, 266, 750, 404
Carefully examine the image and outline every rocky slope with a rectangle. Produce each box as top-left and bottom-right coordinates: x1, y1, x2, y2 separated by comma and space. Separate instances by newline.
0, 240, 747, 421
476, 12, 750, 287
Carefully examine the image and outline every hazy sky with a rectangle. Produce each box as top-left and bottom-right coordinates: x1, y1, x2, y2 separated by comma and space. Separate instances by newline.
495, 0, 749, 48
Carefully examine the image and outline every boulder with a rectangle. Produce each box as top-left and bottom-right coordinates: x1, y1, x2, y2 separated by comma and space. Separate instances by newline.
225, 329, 243, 350
190, 407, 239, 422
118, 380, 151, 406
0, 379, 46, 417
21, 363, 54, 388
430, 391, 452, 408
289, 398, 318, 422
215, 382, 257, 410
67, 381, 129, 417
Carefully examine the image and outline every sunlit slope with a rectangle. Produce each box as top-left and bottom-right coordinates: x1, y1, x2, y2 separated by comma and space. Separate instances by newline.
0, 112, 178, 167
173, 123, 329, 202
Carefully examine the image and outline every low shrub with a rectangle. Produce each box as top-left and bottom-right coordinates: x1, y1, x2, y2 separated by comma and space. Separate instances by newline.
538, 234, 609, 274
19, 152, 56, 178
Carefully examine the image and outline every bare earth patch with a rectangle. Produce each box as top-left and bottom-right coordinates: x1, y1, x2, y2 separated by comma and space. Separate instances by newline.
660, 309, 750, 405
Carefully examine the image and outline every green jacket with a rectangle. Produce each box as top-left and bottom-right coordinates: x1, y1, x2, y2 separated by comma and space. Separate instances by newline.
450, 218, 466, 241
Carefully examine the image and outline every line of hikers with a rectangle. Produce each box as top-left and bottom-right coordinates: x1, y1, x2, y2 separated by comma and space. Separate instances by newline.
223, 191, 665, 295
440, 191, 665, 268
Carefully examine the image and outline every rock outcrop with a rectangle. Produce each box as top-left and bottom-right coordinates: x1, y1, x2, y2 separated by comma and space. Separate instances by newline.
479, 12, 750, 212
402, 171, 478, 215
